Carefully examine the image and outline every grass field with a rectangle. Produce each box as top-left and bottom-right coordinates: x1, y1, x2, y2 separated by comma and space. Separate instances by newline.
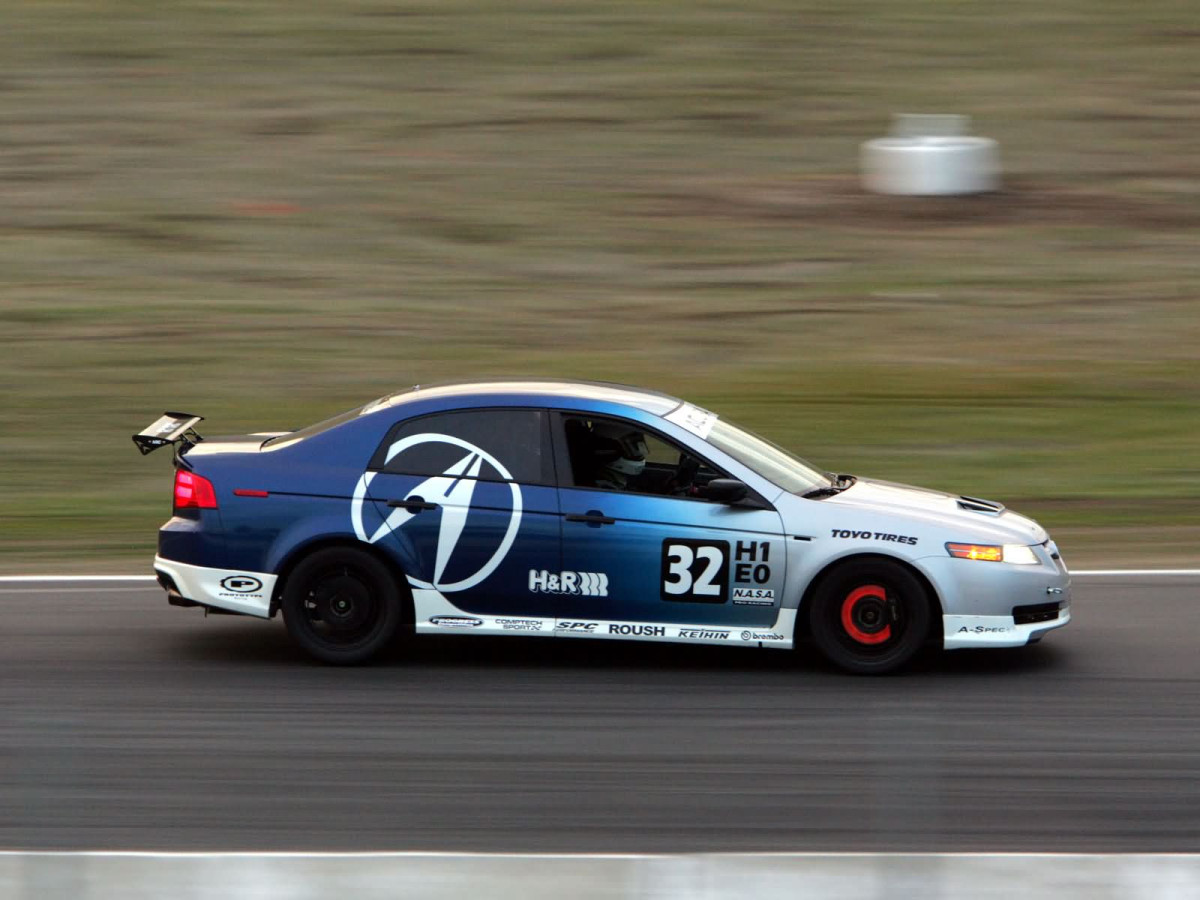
1, 1, 1197, 570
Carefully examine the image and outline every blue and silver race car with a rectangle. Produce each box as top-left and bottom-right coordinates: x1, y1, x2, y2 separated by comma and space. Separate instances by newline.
134, 380, 1070, 673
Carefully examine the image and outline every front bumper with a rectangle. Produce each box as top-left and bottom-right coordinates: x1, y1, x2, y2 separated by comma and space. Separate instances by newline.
154, 556, 276, 619
943, 603, 1071, 649
919, 539, 1072, 649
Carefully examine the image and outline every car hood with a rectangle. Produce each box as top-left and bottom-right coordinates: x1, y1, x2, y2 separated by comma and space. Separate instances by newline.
821, 477, 1048, 545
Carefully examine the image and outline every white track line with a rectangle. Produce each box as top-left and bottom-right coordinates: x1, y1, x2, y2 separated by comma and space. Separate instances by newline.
1072, 569, 1200, 576
2, 850, 1198, 859
0, 575, 157, 582
0, 587, 163, 594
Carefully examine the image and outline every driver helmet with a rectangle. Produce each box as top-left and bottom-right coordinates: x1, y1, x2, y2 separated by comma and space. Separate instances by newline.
591, 422, 649, 485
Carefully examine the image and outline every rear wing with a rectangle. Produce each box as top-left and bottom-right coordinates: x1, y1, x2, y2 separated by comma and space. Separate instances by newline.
132, 412, 205, 456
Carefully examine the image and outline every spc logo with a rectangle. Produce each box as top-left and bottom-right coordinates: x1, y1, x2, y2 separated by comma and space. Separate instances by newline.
220, 575, 263, 594
351, 433, 522, 593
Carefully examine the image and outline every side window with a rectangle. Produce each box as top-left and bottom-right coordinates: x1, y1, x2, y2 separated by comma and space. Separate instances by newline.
373, 409, 552, 485
560, 414, 725, 498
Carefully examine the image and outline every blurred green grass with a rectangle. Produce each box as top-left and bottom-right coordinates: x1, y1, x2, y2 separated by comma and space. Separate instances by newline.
1, 0, 1198, 570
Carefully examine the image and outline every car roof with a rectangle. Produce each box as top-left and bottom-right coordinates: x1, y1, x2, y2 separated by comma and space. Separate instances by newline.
363, 379, 683, 417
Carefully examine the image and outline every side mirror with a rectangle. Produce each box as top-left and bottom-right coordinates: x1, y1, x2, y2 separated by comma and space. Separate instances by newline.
704, 478, 749, 504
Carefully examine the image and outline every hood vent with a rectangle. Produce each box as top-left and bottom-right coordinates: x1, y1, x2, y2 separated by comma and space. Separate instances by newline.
958, 495, 1005, 516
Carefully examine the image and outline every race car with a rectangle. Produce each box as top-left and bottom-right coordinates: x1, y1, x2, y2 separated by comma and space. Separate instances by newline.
134, 380, 1070, 673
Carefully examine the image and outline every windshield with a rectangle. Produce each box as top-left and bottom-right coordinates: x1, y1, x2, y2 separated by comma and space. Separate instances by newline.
704, 417, 832, 495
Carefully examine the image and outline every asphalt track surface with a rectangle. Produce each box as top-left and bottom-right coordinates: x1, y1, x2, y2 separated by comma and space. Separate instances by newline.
3, 576, 1199, 853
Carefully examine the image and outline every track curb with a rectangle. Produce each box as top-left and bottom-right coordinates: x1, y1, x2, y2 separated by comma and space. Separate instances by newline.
3, 852, 1199, 899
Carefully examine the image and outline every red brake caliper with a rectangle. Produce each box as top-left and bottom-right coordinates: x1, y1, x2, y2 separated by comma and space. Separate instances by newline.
841, 584, 892, 645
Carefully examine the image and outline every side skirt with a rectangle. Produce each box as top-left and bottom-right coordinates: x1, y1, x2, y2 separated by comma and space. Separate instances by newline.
412, 588, 796, 649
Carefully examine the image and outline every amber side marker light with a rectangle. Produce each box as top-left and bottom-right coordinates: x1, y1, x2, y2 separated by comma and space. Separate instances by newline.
946, 542, 1041, 565
946, 542, 1003, 562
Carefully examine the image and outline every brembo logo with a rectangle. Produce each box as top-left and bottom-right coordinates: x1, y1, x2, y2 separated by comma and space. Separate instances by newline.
351, 433, 523, 593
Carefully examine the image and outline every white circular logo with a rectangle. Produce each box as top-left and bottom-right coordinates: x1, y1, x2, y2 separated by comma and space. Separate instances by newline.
220, 575, 263, 593
351, 433, 523, 593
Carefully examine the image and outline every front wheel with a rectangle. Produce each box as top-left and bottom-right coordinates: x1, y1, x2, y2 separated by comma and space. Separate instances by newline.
281, 547, 403, 665
808, 559, 933, 675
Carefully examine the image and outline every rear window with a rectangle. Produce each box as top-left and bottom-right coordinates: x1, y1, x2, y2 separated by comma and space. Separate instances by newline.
371, 409, 552, 485
262, 403, 372, 450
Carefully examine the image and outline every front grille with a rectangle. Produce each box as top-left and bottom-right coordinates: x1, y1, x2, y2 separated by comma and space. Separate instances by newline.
1013, 601, 1063, 626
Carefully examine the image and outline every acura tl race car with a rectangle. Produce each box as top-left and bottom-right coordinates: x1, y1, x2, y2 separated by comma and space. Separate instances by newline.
134, 380, 1070, 673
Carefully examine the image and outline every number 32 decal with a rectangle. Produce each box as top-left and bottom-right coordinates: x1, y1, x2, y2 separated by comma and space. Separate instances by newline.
661, 539, 729, 603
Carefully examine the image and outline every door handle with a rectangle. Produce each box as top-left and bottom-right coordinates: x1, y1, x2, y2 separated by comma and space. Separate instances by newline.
387, 496, 439, 512
565, 511, 616, 526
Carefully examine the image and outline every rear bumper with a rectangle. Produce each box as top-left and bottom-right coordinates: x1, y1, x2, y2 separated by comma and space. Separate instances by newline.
154, 556, 276, 619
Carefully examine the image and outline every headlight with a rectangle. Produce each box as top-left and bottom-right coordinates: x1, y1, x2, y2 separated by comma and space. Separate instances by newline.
946, 542, 1040, 565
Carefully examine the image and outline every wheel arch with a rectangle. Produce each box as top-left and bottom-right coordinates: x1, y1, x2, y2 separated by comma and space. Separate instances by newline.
269, 536, 414, 624
796, 552, 944, 644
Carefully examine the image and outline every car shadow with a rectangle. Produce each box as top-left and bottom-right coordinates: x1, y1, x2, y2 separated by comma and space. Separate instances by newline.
167, 616, 304, 666
168, 615, 1068, 679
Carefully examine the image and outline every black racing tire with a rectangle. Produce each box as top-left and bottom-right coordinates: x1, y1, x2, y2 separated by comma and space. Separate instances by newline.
808, 558, 932, 675
281, 547, 403, 665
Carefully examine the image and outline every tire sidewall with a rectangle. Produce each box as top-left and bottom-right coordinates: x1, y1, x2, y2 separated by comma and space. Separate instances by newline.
281, 547, 403, 665
809, 558, 932, 675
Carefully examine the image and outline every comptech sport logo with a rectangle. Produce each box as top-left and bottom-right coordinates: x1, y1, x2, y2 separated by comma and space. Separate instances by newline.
351, 433, 523, 593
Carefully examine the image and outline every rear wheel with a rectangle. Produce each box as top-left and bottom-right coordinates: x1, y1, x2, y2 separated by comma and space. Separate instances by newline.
281, 547, 403, 665
808, 559, 932, 675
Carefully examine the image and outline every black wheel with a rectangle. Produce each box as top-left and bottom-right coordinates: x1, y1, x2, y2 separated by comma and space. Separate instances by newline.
281, 547, 403, 665
808, 559, 932, 675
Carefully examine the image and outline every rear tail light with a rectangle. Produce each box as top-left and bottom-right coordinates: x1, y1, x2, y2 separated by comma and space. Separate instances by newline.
174, 469, 218, 510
